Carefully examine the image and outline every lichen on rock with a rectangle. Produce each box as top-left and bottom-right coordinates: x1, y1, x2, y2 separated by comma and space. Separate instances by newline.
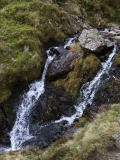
78, 29, 106, 53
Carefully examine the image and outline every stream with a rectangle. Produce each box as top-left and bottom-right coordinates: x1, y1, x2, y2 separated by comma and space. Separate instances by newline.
0, 35, 118, 153
55, 45, 117, 124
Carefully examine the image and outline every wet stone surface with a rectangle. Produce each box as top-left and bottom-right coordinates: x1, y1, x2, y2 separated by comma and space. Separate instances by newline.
22, 122, 64, 148
32, 84, 75, 123
0, 108, 10, 146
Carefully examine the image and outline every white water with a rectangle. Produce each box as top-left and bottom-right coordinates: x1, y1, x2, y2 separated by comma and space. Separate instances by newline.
64, 38, 74, 49
56, 45, 117, 125
104, 28, 109, 32
10, 52, 55, 150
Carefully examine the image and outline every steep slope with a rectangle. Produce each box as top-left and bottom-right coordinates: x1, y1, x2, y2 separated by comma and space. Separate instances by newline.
0, 0, 120, 104
0, 0, 83, 104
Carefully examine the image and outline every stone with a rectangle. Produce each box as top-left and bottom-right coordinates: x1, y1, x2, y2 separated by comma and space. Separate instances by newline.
110, 24, 120, 31
99, 31, 108, 37
78, 29, 106, 52
105, 39, 115, 48
22, 123, 63, 148
48, 47, 62, 56
114, 29, 120, 35
32, 85, 75, 123
114, 36, 120, 40
47, 47, 79, 79
108, 31, 117, 37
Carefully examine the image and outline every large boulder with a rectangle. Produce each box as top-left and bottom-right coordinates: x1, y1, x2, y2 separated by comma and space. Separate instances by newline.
47, 46, 79, 80
78, 29, 106, 52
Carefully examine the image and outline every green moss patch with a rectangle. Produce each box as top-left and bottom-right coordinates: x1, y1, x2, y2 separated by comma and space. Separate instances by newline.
0, 0, 82, 103
52, 53, 100, 100
77, 0, 120, 25
115, 53, 120, 67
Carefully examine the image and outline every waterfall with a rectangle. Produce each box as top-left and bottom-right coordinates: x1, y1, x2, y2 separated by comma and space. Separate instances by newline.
0, 37, 75, 154
10, 52, 55, 150
55, 45, 117, 125
64, 38, 74, 49
64, 35, 78, 49
0, 36, 117, 153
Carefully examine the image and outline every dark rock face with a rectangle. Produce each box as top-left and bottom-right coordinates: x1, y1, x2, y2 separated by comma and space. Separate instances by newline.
80, 56, 120, 120
93, 79, 120, 106
26, 85, 76, 148
48, 47, 63, 56
32, 85, 76, 123
47, 46, 79, 80
0, 107, 10, 146
22, 123, 64, 148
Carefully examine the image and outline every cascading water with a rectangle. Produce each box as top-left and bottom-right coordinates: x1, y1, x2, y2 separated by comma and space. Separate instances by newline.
64, 38, 74, 49
64, 35, 78, 49
10, 52, 55, 150
0, 36, 75, 154
56, 45, 117, 125
0, 36, 117, 154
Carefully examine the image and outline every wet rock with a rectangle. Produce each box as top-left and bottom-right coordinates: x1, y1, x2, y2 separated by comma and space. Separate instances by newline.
47, 47, 79, 79
78, 29, 106, 53
48, 47, 61, 56
110, 24, 120, 31
108, 31, 117, 37
114, 36, 120, 40
99, 31, 108, 37
92, 68, 120, 107
114, 30, 120, 35
105, 39, 115, 48
0, 108, 10, 145
22, 123, 63, 148
32, 85, 75, 123
57, 46, 68, 55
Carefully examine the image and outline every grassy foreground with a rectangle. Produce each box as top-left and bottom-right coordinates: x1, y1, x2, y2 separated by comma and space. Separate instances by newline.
0, 103, 120, 160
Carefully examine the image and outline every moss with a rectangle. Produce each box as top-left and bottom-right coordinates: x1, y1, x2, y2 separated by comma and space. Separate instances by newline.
77, 0, 120, 25
0, 0, 120, 104
53, 53, 100, 100
68, 42, 82, 53
74, 117, 89, 128
44, 104, 120, 160
0, 0, 82, 104
115, 53, 120, 67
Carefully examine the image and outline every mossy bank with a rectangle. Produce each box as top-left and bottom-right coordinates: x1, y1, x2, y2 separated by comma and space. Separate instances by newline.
0, 0, 83, 104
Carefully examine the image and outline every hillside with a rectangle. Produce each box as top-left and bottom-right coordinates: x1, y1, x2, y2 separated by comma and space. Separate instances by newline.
0, 0, 120, 104
0, 0, 120, 160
